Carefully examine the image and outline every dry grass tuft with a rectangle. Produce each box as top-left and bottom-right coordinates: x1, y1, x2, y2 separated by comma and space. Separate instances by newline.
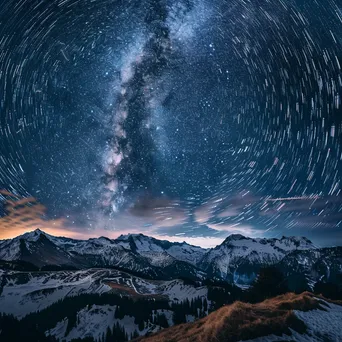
136, 292, 327, 342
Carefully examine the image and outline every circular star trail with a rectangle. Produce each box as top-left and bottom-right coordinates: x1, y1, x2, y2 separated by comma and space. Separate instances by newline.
0, 0, 341, 245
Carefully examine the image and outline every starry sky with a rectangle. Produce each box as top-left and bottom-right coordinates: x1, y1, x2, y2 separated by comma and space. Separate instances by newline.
0, 0, 342, 247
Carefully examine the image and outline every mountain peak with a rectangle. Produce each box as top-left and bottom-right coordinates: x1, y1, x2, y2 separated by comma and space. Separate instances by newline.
17, 228, 48, 241
223, 234, 248, 243
278, 235, 315, 247
281, 236, 312, 243
115, 233, 170, 253
117, 233, 148, 240
33, 228, 45, 235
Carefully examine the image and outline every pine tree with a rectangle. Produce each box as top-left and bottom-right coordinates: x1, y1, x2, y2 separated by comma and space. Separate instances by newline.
248, 267, 288, 302
105, 326, 112, 342
156, 313, 169, 328
172, 308, 186, 325
203, 298, 208, 313
138, 319, 145, 331
132, 330, 140, 339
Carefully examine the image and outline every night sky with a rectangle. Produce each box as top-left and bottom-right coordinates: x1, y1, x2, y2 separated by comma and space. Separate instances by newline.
0, 0, 341, 247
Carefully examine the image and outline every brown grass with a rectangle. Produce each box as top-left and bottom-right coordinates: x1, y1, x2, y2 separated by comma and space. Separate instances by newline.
135, 292, 327, 342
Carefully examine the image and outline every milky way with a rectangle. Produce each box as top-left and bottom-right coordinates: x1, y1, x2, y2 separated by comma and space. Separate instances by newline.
0, 0, 341, 245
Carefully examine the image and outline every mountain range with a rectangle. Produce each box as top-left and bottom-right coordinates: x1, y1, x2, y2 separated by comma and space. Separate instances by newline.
1, 229, 341, 342
1, 229, 341, 287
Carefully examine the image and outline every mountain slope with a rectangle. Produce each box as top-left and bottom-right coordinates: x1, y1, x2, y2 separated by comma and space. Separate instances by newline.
116, 234, 206, 266
0, 229, 84, 268
279, 246, 342, 288
199, 234, 317, 283
136, 292, 342, 342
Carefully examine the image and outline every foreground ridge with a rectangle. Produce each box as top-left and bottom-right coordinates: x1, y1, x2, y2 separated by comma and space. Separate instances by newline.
136, 292, 342, 342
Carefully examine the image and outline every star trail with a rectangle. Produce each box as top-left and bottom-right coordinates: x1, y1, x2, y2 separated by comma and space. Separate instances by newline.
0, 0, 341, 246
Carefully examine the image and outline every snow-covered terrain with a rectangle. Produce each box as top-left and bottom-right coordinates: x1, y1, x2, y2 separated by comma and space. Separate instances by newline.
0, 269, 112, 317
46, 305, 146, 341
0, 268, 208, 318
46, 304, 198, 342
244, 299, 342, 342
0, 264, 209, 341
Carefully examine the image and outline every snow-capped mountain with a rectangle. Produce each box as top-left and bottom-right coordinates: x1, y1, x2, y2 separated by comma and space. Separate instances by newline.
198, 234, 317, 283
0, 229, 85, 268
0, 229, 340, 286
0, 229, 205, 280
115, 233, 206, 266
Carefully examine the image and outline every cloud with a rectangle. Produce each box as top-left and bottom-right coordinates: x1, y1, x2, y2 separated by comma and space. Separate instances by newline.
0, 191, 128, 241
128, 195, 188, 227
259, 196, 342, 229
153, 222, 223, 238
2, 190, 341, 248
217, 207, 241, 218
194, 192, 260, 223
205, 222, 259, 236
0, 191, 223, 247
192, 192, 262, 238
0, 190, 69, 239
194, 205, 212, 224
